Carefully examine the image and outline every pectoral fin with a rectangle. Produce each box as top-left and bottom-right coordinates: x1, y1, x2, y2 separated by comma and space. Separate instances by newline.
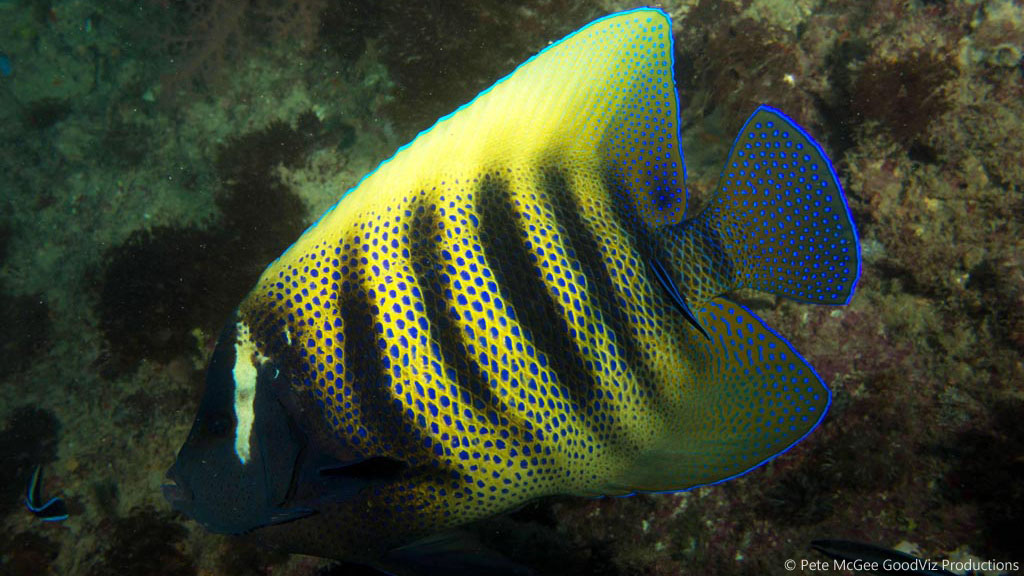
650, 258, 710, 340
381, 531, 537, 576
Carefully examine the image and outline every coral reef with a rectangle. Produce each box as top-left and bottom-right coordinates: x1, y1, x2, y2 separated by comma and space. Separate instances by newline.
157, 0, 328, 99
320, 1, 602, 137
0, 291, 51, 375
944, 400, 1024, 562
0, 407, 60, 514
85, 506, 195, 576
849, 51, 956, 151
0, 407, 62, 574
674, 0, 820, 135
0, 219, 52, 375
0, 531, 61, 576
216, 538, 289, 576
97, 225, 222, 374
96, 113, 321, 374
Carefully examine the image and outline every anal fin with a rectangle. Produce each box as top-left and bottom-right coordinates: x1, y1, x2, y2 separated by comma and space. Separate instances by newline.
604, 297, 829, 494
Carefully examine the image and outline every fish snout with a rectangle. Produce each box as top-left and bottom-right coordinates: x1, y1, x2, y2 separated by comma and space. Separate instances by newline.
161, 467, 193, 510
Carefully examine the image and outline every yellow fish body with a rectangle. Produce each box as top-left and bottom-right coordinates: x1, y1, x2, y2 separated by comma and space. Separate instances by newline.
165, 8, 859, 573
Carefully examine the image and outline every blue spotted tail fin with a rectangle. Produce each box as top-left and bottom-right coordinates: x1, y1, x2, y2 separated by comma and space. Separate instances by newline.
684, 106, 861, 305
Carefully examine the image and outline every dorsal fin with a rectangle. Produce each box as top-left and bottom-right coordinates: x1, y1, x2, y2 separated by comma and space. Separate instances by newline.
305, 8, 687, 238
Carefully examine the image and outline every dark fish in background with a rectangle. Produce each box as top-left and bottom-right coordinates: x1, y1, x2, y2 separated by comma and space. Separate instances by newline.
812, 539, 962, 576
25, 464, 68, 522
164, 8, 860, 574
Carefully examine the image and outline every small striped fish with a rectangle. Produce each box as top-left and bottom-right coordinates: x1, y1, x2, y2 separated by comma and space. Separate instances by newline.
165, 8, 860, 573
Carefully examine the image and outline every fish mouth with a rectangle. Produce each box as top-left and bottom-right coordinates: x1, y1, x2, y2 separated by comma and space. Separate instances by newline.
161, 469, 193, 509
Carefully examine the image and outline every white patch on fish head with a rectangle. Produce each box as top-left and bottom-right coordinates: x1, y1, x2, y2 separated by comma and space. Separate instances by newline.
231, 322, 268, 464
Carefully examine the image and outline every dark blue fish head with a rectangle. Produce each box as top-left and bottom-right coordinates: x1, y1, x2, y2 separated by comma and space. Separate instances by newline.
163, 317, 313, 535
165, 316, 406, 538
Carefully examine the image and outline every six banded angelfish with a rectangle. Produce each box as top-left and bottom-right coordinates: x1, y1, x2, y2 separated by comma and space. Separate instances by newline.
164, 7, 860, 574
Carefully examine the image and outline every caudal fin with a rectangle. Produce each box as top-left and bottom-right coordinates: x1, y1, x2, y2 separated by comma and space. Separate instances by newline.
691, 106, 861, 305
